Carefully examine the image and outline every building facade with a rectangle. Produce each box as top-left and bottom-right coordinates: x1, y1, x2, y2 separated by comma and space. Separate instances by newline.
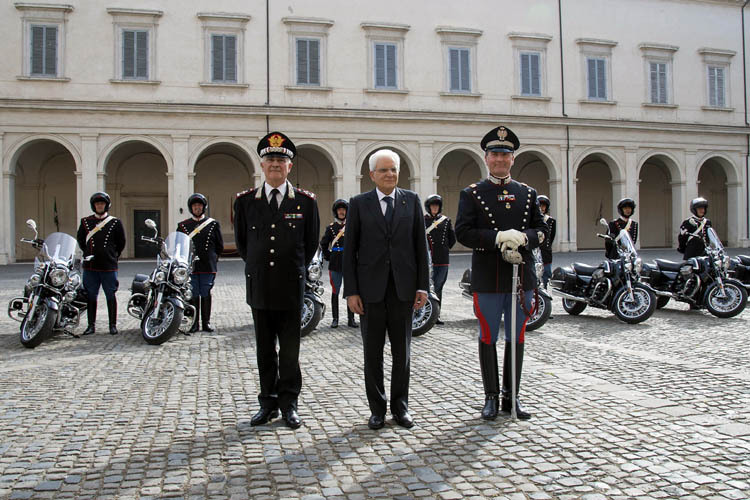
0, 0, 748, 262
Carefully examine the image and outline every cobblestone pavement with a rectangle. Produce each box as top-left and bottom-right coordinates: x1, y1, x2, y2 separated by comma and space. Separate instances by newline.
0, 252, 749, 499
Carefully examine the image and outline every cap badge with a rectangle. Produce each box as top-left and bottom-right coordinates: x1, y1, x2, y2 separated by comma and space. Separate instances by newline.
268, 134, 285, 147
497, 127, 508, 140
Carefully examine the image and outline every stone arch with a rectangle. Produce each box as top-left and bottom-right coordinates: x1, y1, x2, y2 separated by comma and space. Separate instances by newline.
637, 153, 681, 247
573, 150, 622, 249
4, 134, 81, 175
357, 142, 417, 192
433, 144, 487, 179
293, 144, 336, 235
697, 154, 737, 243
99, 135, 173, 178
189, 137, 257, 178
572, 148, 623, 182
435, 147, 484, 232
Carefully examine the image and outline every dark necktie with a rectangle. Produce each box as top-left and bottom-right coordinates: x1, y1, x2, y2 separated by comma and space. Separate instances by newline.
383, 195, 394, 227
270, 188, 279, 213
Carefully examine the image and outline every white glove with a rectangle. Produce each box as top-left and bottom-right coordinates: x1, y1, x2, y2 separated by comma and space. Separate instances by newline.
495, 229, 527, 248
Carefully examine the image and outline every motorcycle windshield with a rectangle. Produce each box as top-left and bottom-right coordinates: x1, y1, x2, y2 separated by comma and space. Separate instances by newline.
706, 227, 724, 252
615, 229, 637, 257
37, 232, 81, 266
161, 232, 194, 265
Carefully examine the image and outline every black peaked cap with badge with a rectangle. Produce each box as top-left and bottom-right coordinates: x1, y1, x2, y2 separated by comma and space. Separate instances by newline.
234, 131, 320, 310
455, 125, 548, 293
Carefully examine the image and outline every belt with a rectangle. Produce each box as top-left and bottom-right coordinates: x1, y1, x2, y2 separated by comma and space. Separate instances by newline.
331, 247, 344, 252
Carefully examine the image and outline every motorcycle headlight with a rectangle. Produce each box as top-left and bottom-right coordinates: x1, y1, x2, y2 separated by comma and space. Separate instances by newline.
634, 257, 643, 274
29, 273, 42, 286
307, 264, 322, 281
172, 266, 189, 285
63, 291, 76, 303
66, 273, 81, 290
154, 271, 167, 283
714, 259, 723, 270
49, 268, 68, 287
624, 261, 633, 272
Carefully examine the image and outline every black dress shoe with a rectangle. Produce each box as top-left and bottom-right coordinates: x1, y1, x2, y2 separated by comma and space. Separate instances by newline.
368, 414, 385, 430
82, 325, 95, 336
347, 319, 358, 328
202, 323, 215, 333
109, 326, 118, 335
282, 409, 302, 429
501, 398, 532, 420
250, 407, 279, 426
331, 318, 339, 328
435, 319, 444, 325
393, 412, 414, 428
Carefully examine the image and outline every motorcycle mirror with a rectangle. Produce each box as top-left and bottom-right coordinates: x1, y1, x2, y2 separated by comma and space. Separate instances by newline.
145, 219, 157, 230
84, 255, 94, 261
26, 219, 37, 231
599, 218, 608, 227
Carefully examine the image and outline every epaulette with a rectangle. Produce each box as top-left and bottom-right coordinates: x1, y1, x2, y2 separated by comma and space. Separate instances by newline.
295, 187, 317, 200
469, 183, 477, 188
236, 188, 254, 199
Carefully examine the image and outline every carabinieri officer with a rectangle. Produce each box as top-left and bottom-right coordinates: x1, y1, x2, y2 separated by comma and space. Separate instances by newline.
455, 125, 548, 421
234, 131, 320, 429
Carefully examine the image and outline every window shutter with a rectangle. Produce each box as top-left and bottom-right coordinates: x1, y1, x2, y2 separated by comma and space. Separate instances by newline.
309, 39, 320, 85
708, 67, 717, 107
460, 48, 470, 91
657, 63, 667, 103
449, 48, 460, 91
386, 44, 396, 87
224, 35, 236, 82
123, 30, 135, 78
212, 35, 224, 82
716, 67, 725, 107
375, 43, 385, 87
596, 59, 606, 99
530, 53, 540, 95
135, 31, 148, 78
296, 39, 308, 84
44, 26, 57, 75
31, 26, 44, 75
649, 62, 658, 103
521, 53, 530, 95
587, 58, 597, 98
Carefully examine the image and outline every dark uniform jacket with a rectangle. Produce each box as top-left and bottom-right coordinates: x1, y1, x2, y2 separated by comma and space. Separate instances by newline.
176, 216, 224, 273
424, 213, 456, 266
455, 178, 548, 293
76, 214, 126, 272
678, 216, 712, 259
234, 182, 320, 310
343, 188, 430, 303
606, 218, 638, 260
540, 215, 556, 264
320, 220, 346, 273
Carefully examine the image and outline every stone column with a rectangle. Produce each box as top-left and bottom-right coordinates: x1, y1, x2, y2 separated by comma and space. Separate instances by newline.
341, 140, 357, 198
548, 178, 563, 252
79, 134, 98, 221
625, 147, 639, 209
171, 135, 190, 232
0, 133, 10, 264
418, 141, 435, 200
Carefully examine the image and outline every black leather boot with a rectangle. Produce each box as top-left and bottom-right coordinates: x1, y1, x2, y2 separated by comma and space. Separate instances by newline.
330, 294, 339, 328
501, 341, 531, 420
347, 308, 358, 328
201, 295, 215, 332
107, 298, 118, 335
478, 340, 500, 420
189, 297, 200, 333
83, 300, 97, 335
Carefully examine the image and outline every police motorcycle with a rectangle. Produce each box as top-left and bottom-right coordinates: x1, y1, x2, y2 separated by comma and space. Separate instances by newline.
412, 282, 440, 337
642, 227, 747, 318
127, 219, 197, 345
458, 248, 552, 332
301, 247, 326, 337
728, 254, 750, 292
8, 219, 89, 348
549, 218, 656, 324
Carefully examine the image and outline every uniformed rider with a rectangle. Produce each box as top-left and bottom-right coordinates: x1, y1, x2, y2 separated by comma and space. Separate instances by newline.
76, 192, 126, 336
455, 125, 548, 421
678, 197, 712, 259
177, 193, 224, 333
233, 131, 320, 429
320, 199, 358, 328
606, 198, 638, 259
537, 195, 555, 288
423, 194, 456, 324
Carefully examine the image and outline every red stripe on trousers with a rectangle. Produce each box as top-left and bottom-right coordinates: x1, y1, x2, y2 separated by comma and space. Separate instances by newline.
473, 293, 492, 344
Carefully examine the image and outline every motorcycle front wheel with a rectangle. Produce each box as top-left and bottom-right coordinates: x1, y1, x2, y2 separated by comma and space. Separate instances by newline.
142, 298, 182, 345
704, 281, 747, 318
301, 294, 323, 337
20, 303, 55, 348
612, 283, 656, 324
412, 296, 440, 337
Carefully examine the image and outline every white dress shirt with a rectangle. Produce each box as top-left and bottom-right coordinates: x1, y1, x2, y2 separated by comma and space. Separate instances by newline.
376, 188, 396, 215
264, 181, 288, 207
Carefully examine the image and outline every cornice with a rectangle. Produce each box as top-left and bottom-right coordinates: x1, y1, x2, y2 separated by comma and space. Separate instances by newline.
0, 98, 747, 136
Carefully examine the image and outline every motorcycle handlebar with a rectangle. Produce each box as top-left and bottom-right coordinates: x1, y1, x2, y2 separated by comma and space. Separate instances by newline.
596, 233, 610, 240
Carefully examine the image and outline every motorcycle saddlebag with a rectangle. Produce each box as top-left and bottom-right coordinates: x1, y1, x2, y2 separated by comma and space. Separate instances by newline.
131, 274, 149, 295
551, 266, 577, 290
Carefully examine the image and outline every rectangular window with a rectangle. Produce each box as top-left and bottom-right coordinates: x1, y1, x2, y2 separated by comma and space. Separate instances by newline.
122, 29, 148, 79
374, 42, 397, 88
296, 38, 320, 85
649, 61, 668, 104
449, 48, 471, 92
30, 25, 57, 76
520, 51, 541, 96
708, 66, 726, 108
211, 34, 237, 82
587, 57, 607, 100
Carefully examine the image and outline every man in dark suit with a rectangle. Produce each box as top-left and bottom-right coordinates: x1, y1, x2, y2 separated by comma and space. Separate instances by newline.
343, 149, 430, 430
234, 131, 320, 429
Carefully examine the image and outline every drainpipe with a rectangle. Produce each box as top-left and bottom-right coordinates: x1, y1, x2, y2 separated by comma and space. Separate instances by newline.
743, 1, 749, 240
558, 0, 572, 246
265, 0, 270, 134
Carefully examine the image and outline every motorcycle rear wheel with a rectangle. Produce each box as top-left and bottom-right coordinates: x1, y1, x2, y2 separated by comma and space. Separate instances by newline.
142, 299, 182, 345
20, 304, 55, 348
412, 296, 440, 337
526, 292, 552, 331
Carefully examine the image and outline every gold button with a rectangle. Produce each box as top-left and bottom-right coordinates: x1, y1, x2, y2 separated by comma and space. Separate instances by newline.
270, 262, 275, 266
270, 236, 275, 241
271, 224, 275, 228
270, 249, 275, 254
